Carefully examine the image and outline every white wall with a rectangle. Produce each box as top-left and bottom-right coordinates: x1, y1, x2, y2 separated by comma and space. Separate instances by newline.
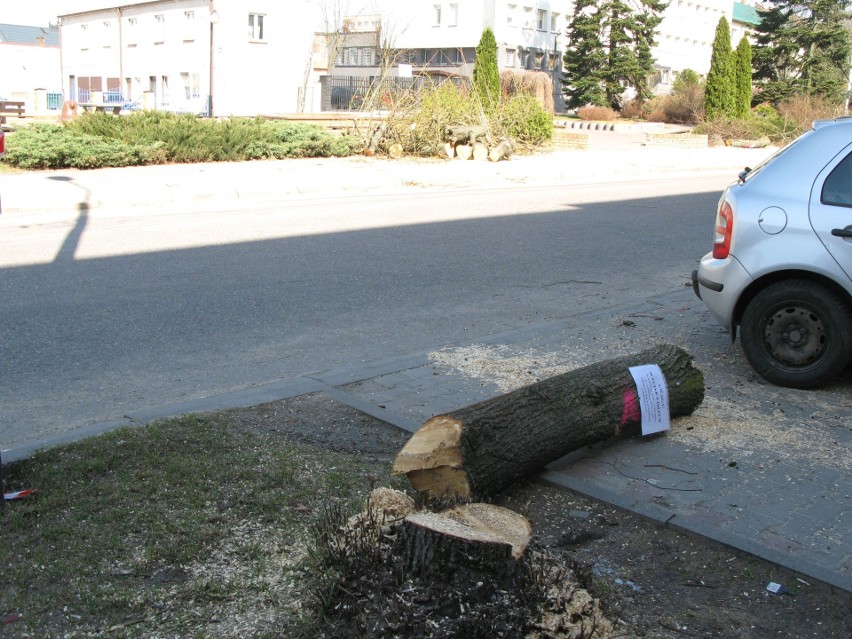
0, 43, 62, 102
655, 0, 732, 77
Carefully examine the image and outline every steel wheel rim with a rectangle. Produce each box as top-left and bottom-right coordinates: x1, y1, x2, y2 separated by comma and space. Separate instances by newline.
761, 303, 827, 368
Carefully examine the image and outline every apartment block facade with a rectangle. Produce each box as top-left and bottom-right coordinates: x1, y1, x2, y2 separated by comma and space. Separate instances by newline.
56, 0, 744, 115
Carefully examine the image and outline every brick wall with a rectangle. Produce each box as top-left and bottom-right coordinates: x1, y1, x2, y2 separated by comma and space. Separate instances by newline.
550, 130, 590, 150
645, 132, 708, 148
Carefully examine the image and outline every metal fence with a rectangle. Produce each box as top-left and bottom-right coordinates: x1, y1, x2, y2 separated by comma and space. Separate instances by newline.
322, 74, 466, 111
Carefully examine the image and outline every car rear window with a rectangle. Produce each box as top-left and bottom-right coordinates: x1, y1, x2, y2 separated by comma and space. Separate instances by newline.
821, 151, 852, 208
738, 130, 812, 183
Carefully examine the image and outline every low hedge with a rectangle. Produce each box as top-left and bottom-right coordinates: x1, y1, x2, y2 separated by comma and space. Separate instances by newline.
2, 112, 361, 169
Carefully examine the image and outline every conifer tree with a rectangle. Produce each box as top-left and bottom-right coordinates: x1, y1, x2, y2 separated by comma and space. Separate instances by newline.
473, 27, 501, 112
752, 0, 851, 105
562, 0, 665, 111
734, 37, 753, 118
704, 17, 736, 120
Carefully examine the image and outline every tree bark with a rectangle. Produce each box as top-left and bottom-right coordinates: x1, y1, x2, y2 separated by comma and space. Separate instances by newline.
398, 503, 531, 576
393, 344, 704, 502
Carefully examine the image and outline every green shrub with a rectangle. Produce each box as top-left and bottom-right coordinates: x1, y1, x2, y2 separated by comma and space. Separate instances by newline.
2, 124, 158, 169
496, 94, 554, 145
2, 112, 361, 169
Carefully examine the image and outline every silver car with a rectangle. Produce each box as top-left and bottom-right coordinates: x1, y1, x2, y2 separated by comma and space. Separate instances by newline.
692, 117, 852, 388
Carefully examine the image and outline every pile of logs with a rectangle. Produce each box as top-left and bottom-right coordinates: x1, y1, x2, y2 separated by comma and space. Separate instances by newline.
390, 344, 705, 573
444, 125, 515, 162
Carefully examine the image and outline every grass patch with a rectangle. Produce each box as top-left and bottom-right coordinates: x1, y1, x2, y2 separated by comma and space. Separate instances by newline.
0, 414, 389, 638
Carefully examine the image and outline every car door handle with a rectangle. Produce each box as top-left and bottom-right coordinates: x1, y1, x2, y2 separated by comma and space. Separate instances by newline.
831, 227, 852, 238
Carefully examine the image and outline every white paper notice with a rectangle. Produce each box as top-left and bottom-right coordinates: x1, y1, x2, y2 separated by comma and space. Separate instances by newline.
628, 364, 670, 436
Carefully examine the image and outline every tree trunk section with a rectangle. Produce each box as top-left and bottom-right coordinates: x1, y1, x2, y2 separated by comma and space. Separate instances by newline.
456, 144, 473, 160
472, 142, 489, 161
393, 344, 704, 502
398, 503, 531, 576
489, 137, 515, 162
444, 142, 456, 159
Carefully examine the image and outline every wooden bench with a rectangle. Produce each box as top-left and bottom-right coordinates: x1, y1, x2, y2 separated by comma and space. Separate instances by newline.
0, 101, 26, 128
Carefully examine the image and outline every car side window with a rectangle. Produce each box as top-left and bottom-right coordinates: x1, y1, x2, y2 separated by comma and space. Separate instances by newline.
821, 151, 852, 208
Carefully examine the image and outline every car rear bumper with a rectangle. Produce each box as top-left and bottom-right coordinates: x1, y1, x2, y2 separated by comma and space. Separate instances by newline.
693, 253, 753, 330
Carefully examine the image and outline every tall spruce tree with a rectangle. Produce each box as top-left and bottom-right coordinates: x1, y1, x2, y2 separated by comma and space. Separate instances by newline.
734, 37, 753, 117
704, 17, 736, 120
752, 0, 852, 105
473, 27, 501, 112
562, 0, 666, 111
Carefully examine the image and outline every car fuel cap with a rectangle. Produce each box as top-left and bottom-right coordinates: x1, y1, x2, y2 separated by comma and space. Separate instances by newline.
758, 207, 787, 235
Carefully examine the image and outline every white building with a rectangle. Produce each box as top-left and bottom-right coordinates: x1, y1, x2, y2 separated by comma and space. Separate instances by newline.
55, 0, 754, 115
59, 0, 316, 116
653, 0, 733, 92
0, 23, 62, 107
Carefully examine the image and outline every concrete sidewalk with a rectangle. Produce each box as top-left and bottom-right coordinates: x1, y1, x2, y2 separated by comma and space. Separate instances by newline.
0, 133, 776, 218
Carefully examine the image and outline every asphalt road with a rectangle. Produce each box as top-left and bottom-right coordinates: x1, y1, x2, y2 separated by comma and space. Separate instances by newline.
1, 174, 730, 450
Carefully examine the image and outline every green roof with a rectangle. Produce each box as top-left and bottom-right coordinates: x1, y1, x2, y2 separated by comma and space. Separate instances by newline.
732, 3, 761, 26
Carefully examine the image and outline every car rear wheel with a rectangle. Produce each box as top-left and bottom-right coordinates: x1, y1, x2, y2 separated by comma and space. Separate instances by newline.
740, 280, 852, 389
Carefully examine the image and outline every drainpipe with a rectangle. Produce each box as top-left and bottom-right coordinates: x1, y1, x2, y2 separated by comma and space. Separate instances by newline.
209, 0, 218, 117
116, 8, 124, 100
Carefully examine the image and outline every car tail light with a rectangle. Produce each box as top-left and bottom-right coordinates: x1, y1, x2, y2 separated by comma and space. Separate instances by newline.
713, 201, 733, 259
0, 130, 5, 158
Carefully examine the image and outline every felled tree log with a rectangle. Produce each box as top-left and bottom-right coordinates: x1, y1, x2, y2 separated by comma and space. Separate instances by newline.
472, 142, 489, 161
398, 503, 531, 576
444, 142, 456, 159
489, 137, 515, 162
445, 124, 487, 146
393, 344, 704, 502
455, 144, 473, 160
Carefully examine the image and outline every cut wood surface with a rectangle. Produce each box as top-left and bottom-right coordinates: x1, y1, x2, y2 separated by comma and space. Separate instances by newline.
400, 503, 531, 575
394, 344, 704, 502
472, 142, 489, 161
456, 144, 473, 160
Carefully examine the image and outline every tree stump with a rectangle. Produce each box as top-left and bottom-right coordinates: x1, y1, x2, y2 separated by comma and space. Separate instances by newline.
393, 344, 704, 502
399, 503, 531, 576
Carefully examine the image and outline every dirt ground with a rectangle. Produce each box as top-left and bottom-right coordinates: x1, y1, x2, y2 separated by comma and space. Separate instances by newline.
224, 392, 851, 639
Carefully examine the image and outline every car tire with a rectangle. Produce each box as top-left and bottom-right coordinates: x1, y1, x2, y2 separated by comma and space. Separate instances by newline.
740, 280, 852, 389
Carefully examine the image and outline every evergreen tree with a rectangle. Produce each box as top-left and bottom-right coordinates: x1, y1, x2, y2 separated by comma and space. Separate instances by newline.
473, 27, 501, 112
752, 0, 851, 105
734, 37, 753, 117
704, 17, 736, 120
562, 0, 666, 111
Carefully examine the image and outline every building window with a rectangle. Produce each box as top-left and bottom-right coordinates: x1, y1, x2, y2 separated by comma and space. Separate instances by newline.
248, 13, 265, 40
433, 4, 442, 25
507, 4, 516, 25
505, 48, 516, 66
448, 3, 458, 26
154, 13, 165, 43
550, 12, 559, 32
537, 9, 547, 30
523, 6, 533, 28
185, 10, 195, 21
548, 53, 558, 70
534, 51, 544, 68
341, 47, 375, 66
